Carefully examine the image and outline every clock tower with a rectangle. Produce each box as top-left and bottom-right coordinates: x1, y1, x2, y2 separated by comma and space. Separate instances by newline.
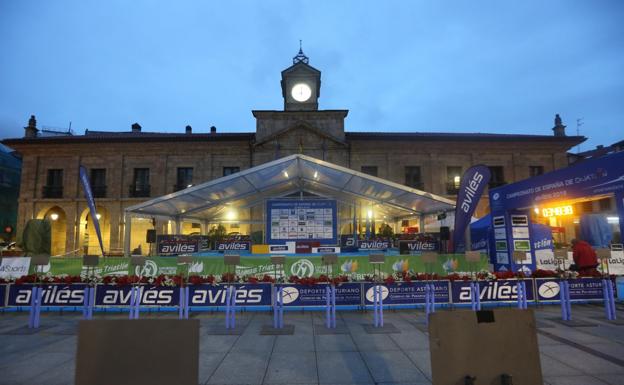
281, 45, 321, 111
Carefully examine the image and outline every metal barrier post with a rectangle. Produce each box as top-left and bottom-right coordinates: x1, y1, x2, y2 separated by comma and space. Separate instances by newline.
331, 285, 336, 328
603, 279, 616, 321
325, 285, 331, 328
184, 286, 189, 319
278, 285, 284, 328
273, 286, 278, 329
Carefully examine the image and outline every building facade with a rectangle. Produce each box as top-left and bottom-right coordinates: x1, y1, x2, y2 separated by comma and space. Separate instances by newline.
2, 50, 585, 256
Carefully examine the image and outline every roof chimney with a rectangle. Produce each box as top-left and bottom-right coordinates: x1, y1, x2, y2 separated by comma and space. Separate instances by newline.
131, 123, 141, 133
210, 126, 217, 134
24, 115, 38, 138
185, 125, 192, 134
552, 114, 566, 137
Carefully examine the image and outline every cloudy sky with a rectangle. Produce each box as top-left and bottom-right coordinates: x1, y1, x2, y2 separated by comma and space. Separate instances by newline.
1, 1, 622, 151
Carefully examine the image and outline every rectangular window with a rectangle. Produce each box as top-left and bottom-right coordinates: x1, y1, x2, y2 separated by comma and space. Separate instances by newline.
90, 169, 107, 198
446, 166, 462, 194
176, 167, 193, 191
488, 166, 506, 188
223, 166, 240, 176
43, 169, 63, 198
405, 166, 423, 189
529, 166, 544, 177
361, 166, 378, 177
130, 168, 150, 197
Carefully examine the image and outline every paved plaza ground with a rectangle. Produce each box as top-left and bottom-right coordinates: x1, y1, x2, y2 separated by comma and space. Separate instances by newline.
1, 304, 624, 385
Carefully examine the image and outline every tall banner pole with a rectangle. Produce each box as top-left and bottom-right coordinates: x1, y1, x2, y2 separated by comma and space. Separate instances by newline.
452, 165, 491, 252
79, 165, 105, 256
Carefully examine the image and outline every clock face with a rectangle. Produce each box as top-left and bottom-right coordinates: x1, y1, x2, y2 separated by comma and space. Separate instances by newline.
291, 83, 312, 102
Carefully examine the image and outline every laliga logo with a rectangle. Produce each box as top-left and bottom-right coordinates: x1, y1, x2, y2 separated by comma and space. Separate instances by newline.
392, 259, 409, 272
538, 281, 560, 299
135, 259, 159, 277
365, 285, 389, 302
279, 286, 299, 304
291, 259, 314, 277
492, 193, 500, 201
341, 260, 358, 273
442, 258, 459, 273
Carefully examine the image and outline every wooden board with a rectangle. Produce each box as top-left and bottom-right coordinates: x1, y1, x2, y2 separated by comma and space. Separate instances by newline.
76, 319, 199, 385
429, 309, 542, 385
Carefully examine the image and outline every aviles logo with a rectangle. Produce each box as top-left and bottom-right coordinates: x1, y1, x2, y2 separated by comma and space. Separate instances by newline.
359, 241, 389, 249
160, 242, 198, 254
458, 281, 519, 301
461, 172, 485, 213
99, 287, 174, 305
407, 241, 437, 251
217, 242, 249, 251
190, 286, 264, 305
13, 286, 84, 305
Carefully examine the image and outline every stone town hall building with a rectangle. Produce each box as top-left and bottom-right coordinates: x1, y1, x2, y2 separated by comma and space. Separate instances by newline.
2, 49, 584, 256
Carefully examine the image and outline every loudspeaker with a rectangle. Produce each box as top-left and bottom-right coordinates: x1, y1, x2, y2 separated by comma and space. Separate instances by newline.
146, 229, 156, 243
439, 226, 450, 240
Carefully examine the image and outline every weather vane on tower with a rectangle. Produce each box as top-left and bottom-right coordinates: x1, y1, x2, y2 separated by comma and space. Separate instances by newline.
293, 39, 309, 64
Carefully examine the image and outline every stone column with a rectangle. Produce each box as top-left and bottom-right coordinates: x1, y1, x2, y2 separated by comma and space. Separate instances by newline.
124, 212, 132, 257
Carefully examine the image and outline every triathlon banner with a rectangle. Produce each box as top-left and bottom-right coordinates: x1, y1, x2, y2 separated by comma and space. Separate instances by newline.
453, 165, 491, 252
79, 166, 105, 256
275, 283, 361, 306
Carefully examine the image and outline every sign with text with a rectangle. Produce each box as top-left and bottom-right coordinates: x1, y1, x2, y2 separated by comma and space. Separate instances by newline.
95, 285, 179, 307
535, 278, 610, 302
8, 284, 87, 307
188, 283, 272, 307
275, 283, 361, 306
450, 280, 535, 304
362, 282, 450, 305
215, 241, 251, 252
267, 200, 337, 245
399, 239, 439, 254
0, 257, 31, 279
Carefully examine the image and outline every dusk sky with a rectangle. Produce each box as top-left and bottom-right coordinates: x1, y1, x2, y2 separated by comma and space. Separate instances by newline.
1, 1, 622, 151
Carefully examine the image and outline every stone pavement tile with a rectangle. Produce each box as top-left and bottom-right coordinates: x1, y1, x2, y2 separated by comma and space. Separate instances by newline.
584, 343, 624, 358
35, 335, 77, 354
199, 352, 227, 384
30, 356, 75, 385
315, 334, 357, 352
273, 333, 315, 352
545, 326, 612, 345
361, 350, 429, 384
544, 375, 610, 385
0, 352, 73, 384
317, 351, 374, 384
538, 334, 565, 346
0, 334, 66, 356
595, 374, 624, 385
351, 333, 401, 351
264, 351, 318, 384
541, 345, 624, 375
540, 354, 583, 376
207, 350, 271, 385
404, 350, 432, 380
231, 334, 275, 352
201, 335, 239, 353
389, 331, 429, 351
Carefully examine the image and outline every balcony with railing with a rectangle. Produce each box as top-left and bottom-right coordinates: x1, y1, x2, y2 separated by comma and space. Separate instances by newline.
42, 185, 63, 198
129, 184, 150, 198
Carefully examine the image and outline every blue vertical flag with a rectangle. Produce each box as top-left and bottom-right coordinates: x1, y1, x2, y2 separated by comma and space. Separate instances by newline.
452, 165, 491, 252
79, 166, 105, 256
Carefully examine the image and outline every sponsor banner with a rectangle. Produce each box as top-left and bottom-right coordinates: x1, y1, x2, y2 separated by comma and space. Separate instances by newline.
451, 279, 535, 303
275, 283, 361, 306
453, 165, 491, 251
215, 241, 251, 252
357, 239, 390, 251
535, 278, 610, 302
340, 235, 358, 252
312, 246, 341, 254
399, 240, 439, 254
269, 243, 296, 254
0, 285, 6, 307
598, 245, 624, 275
0, 257, 31, 279
363, 282, 450, 305
8, 284, 87, 307
95, 285, 179, 307
188, 283, 272, 307
295, 241, 320, 254
157, 235, 200, 255
267, 199, 338, 245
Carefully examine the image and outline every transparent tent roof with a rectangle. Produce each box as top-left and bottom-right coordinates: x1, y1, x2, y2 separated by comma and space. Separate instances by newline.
125, 154, 455, 221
